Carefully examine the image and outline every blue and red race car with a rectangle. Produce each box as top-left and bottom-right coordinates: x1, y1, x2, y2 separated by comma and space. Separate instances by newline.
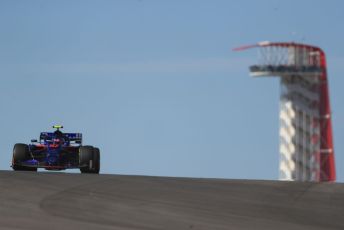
11, 125, 100, 174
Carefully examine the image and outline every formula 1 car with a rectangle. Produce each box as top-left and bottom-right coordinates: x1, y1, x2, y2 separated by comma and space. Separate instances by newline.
11, 125, 100, 173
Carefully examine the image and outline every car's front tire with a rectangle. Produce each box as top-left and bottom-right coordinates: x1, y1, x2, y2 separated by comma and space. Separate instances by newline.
93, 147, 100, 174
12, 144, 37, 172
79, 146, 99, 174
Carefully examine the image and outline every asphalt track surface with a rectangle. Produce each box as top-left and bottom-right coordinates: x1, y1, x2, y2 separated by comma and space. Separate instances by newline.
1, 171, 344, 230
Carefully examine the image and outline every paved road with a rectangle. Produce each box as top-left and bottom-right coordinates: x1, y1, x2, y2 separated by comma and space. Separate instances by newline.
0, 171, 343, 230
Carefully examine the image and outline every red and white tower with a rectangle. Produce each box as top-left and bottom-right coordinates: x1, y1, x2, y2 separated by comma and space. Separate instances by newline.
235, 42, 335, 182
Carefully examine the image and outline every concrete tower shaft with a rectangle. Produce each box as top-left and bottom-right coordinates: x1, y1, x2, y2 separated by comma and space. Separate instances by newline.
235, 42, 335, 182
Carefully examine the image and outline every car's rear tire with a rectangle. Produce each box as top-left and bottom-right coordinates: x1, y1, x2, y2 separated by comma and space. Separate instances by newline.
12, 144, 37, 172
79, 146, 98, 173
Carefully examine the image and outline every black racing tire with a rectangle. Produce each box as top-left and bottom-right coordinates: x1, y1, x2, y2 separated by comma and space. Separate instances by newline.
79, 145, 95, 173
93, 147, 100, 174
12, 144, 37, 172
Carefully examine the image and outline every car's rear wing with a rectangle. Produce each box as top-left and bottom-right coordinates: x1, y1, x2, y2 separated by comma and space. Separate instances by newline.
40, 132, 82, 143
65, 133, 83, 143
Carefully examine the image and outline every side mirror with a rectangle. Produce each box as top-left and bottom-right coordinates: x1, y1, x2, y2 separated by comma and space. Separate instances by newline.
31, 139, 38, 143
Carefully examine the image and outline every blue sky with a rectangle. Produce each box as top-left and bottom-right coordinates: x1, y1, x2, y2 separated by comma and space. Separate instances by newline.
0, 0, 343, 181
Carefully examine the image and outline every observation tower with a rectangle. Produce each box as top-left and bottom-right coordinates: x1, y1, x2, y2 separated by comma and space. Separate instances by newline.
235, 42, 335, 182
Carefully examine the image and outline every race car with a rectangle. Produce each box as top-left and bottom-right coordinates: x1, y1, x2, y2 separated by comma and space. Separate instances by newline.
11, 125, 100, 174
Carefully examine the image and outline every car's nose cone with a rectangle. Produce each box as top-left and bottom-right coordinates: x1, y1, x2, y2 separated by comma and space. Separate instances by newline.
47, 149, 59, 165
47, 155, 58, 164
